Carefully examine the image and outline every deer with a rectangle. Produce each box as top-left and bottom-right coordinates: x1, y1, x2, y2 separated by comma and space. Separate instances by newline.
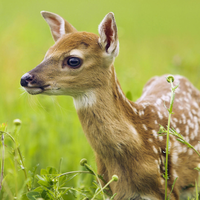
20, 11, 200, 200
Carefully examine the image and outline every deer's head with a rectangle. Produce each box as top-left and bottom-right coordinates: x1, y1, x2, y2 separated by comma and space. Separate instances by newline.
20, 12, 119, 97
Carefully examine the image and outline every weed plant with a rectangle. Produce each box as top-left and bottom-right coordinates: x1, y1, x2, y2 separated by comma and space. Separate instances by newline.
0, 121, 118, 199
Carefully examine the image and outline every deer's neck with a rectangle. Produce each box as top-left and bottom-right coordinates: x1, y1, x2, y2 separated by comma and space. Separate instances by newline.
73, 66, 141, 158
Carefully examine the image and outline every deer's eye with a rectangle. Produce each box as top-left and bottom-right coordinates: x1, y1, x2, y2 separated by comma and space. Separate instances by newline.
62, 57, 82, 69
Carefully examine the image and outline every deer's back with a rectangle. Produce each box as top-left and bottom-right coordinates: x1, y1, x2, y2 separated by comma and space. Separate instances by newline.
136, 75, 200, 194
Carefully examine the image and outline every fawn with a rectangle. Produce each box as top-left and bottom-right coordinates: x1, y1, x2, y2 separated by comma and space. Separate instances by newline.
20, 11, 200, 200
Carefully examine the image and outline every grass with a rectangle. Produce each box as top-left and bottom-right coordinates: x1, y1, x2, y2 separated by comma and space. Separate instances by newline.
0, 0, 200, 199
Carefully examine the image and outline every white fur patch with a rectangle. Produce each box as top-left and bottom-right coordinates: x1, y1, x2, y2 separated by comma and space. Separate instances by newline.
156, 98, 162, 105
73, 91, 96, 110
157, 111, 163, 120
172, 151, 178, 164
148, 138, 153, 143
152, 146, 158, 154
188, 148, 193, 155
173, 170, 178, 178
139, 110, 144, 117
70, 49, 84, 59
142, 124, 148, 131
159, 136, 163, 142
152, 130, 158, 138
129, 125, 139, 137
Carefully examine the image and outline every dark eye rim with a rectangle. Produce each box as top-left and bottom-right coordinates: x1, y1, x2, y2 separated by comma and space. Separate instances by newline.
62, 56, 83, 69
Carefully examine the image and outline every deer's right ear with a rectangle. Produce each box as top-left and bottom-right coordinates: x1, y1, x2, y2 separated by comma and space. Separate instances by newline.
41, 11, 77, 42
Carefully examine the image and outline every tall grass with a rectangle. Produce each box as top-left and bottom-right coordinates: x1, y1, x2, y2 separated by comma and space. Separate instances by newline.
0, 0, 200, 199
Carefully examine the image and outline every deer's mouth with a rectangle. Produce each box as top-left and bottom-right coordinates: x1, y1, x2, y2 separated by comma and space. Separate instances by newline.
23, 85, 51, 95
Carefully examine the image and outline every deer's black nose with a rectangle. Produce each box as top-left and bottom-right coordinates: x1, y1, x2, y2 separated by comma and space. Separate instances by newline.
20, 73, 34, 87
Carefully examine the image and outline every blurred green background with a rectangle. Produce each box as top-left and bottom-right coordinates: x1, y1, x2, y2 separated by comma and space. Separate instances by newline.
1, 0, 200, 198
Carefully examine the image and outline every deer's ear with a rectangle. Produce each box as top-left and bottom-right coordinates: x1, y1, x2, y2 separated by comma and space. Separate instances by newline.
98, 12, 119, 57
41, 11, 77, 42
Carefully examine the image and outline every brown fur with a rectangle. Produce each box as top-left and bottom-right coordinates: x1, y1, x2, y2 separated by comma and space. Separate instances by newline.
20, 12, 200, 200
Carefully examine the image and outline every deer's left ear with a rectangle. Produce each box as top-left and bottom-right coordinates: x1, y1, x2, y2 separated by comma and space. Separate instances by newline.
41, 11, 77, 42
98, 12, 119, 57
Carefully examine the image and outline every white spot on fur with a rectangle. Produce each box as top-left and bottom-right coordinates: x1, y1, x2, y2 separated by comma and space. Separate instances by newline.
157, 111, 163, 120
152, 146, 158, 154
132, 107, 138, 115
171, 121, 176, 128
178, 105, 183, 110
182, 146, 187, 153
188, 149, 193, 155
172, 151, 178, 164
129, 125, 139, 137
184, 97, 189, 102
161, 95, 170, 102
196, 144, 200, 152
159, 136, 163, 142
167, 92, 171, 97
185, 81, 190, 87
160, 178, 165, 185
185, 136, 189, 142
156, 98, 162, 105
193, 101, 199, 108
139, 110, 145, 117
148, 138, 153, 143
73, 91, 96, 110
155, 160, 160, 171
152, 130, 158, 138
185, 104, 191, 111
192, 109, 197, 115
141, 102, 150, 109
173, 118, 178, 123
188, 88, 192, 93
163, 111, 168, 117
190, 132, 195, 140
173, 170, 178, 178
179, 97, 183, 102
142, 124, 148, 131
176, 128, 180, 133
194, 116, 199, 136
181, 113, 186, 124
188, 112, 193, 119
185, 126, 189, 135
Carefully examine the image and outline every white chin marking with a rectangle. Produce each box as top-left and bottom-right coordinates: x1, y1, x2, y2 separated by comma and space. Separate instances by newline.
23, 87, 43, 95
73, 91, 96, 110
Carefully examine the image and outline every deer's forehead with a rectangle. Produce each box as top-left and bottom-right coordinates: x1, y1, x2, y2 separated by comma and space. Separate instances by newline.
47, 32, 100, 55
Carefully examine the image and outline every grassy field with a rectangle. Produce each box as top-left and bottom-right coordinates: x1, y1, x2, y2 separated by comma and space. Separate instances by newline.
1, 0, 200, 199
